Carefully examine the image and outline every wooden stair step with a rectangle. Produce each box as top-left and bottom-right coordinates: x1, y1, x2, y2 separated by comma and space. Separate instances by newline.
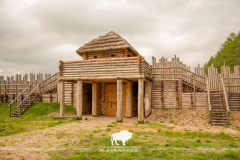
211, 123, 229, 125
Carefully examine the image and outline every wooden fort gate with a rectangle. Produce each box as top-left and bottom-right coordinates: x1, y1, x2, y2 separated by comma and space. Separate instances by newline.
58, 31, 152, 123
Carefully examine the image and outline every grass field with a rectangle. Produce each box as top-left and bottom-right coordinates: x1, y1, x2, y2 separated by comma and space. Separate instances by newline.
0, 103, 240, 160
52, 122, 240, 160
0, 102, 77, 137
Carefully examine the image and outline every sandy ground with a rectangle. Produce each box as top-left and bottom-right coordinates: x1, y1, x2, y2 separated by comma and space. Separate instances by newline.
230, 111, 240, 127
0, 115, 239, 160
0, 115, 137, 160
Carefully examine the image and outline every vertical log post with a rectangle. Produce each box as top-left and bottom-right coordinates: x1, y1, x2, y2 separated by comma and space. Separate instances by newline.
15, 85, 17, 103
101, 83, 106, 115
19, 103, 21, 117
193, 74, 196, 109
145, 81, 152, 117
92, 83, 97, 117
126, 81, 132, 118
179, 79, 182, 109
138, 79, 144, 123
0, 84, 1, 103
70, 83, 73, 106
9, 104, 11, 117
29, 73, 33, 106
39, 83, 42, 102
161, 80, 164, 108
117, 78, 123, 122
57, 80, 60, 103
4, 85, 6, 103
49, 94, 52, 103
38, 84, 41, 95
76, 79, 83, 120
60, 80, 65, 117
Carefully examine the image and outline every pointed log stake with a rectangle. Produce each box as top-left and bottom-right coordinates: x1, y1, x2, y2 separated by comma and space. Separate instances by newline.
117, 78, 123, 122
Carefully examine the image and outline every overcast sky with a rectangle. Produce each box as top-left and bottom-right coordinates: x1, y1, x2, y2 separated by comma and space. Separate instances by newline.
0, 0, 240, 77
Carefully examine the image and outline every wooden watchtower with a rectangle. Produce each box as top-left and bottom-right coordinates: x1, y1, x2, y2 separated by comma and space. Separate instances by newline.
58, 31, 152, 122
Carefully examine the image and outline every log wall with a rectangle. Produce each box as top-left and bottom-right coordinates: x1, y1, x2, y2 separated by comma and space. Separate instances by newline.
152, 80, 179, 109
182, 93, 208, 110
59, 82, 93, 115
60, 57, 151, 80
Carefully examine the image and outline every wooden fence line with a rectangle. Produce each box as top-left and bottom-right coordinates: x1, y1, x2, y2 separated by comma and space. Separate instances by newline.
0, 73, 58, 95
152, 56, 240, 92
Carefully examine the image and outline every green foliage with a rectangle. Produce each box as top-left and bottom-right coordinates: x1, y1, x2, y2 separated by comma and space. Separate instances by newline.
204, 31, 240, 74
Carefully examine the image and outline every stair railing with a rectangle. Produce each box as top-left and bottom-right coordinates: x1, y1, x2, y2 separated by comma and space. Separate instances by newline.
181, 68, 206, 91
151, 66, 206, 91
9, 72, 59, 117
206, 78, 211, 124
221, 78, 230, 124
39, 72, 59, 94
7, 85, 31, 108
7, 85, 31, 116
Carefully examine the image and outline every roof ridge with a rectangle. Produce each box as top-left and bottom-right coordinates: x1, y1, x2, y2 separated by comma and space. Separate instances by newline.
76, 31, 139, 56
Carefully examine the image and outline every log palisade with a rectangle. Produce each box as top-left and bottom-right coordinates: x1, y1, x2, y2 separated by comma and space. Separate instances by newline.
2, 31, 240, 125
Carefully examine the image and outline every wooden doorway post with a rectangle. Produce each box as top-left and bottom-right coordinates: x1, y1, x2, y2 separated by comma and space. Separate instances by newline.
92, 83, 97, 117
117, 78, 123, 122
76, 79, 83, 120
60, 80, 65, 117
138, 79, 144, 123
126, 81, 132, 118
145, 80, 152, 117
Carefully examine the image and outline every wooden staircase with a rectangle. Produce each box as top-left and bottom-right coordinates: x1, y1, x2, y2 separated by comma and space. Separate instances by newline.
10, 95, 36, 117
44, 85, 57, 93
182, 79, 205, 92
7, 72, 59, 118
209, 91, 229, 125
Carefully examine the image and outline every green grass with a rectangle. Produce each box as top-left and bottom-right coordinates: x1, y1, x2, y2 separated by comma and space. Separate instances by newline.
51, 121, 240, 160
0, 102, 77, 137
1, 103, 240, 160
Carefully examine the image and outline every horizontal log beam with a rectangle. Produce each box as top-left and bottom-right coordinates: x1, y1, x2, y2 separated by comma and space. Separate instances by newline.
61, 57, 142, 64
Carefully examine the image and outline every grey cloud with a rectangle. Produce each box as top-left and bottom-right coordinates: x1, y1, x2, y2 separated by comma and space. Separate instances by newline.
0, 0, 240, 77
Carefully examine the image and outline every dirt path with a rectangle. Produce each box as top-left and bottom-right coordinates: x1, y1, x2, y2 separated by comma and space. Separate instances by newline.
0, 116, 137, 160
0, 115, 239, 160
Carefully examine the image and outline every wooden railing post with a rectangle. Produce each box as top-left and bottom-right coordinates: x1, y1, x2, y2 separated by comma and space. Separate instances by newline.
15, 85, 17, 103
221, 78, 230, 124
9, 104, 11, 117
4, 85, 6, 102
19, 104, 21, 117
179, 79, 182, 109
206, 78, 211, 124
193, 74, 196, 109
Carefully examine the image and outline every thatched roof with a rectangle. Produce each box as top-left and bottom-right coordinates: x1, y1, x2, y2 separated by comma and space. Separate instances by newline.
76, 31, 139, 56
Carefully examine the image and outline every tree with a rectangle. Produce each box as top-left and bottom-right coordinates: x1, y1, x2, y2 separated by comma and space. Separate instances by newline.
204, 31, 240, 74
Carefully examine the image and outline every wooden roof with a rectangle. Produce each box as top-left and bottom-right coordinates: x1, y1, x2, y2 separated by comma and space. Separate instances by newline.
76, 31, 139, 56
